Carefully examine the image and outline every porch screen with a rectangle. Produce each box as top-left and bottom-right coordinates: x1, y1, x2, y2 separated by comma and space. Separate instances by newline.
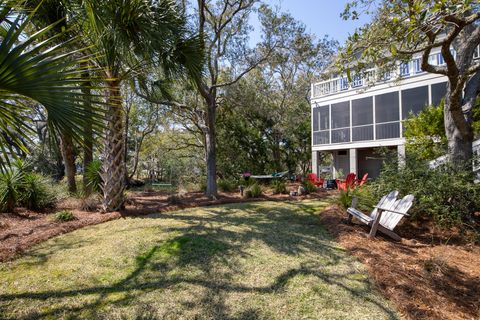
401, 86, 429, 119
375, 92, 399, 123
312, 105, 329, 131
313, 131, 329, 145
431, 82, 447, 107
376, 122, 400, 139
331, 101, 350, 129
352, 97, 373, 126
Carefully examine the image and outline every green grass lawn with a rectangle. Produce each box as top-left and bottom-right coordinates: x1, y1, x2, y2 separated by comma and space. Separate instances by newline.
0, 201, 398, 320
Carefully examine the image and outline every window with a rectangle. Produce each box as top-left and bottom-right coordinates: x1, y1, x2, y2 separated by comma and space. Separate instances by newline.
413, 58, 423, 74
382, 71, 391, 81
352, 97, 373, 126
400, 62, 410, 76
352, 74, 363, 88
436, 53, 445, 65
401, 86, 429, 119
375, 92, 399, 123
331, 101, 350, 129
340, 77, 349, 90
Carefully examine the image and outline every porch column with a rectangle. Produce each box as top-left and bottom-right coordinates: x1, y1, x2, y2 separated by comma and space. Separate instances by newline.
398, 144, 406, 168
312, 151, 318, 174
349, 148, 357, 175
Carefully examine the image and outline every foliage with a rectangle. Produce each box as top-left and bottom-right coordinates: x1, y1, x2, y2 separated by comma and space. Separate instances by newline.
0, 167, 24, 212
139, 130, 204, 186
271, 180, 287, 194
403, 103, 447, 160
217, 179, 238, 192
0, 4, 104, 170
245, 183, 262, 198
54, 210, 75, 222
216, 9, 337, 178
336, 185, 376, 212
301, 180, 317, 194
371, 152, 480, 226
19, 173, 59, 211
404, 99, 480, 161
0, 162, 63, 212
85, 160, 103, 194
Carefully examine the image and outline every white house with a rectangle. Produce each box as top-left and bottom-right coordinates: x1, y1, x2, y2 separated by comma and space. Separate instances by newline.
311, 46, 480, 179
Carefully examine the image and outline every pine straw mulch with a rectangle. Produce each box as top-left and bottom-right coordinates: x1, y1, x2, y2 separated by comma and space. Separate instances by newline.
319, 205, 480, 320
0, 187, 331, 263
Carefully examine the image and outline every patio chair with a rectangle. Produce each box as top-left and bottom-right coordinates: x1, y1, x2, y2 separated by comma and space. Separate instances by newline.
347, 191, 414, 240
307, 173, 324, 187
357, 173, 368, 187
336, 173, 356, 190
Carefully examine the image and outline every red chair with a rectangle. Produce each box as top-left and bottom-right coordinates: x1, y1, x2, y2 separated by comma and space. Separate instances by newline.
336, 173, 356, 190
357, 173, 368, 186
307, 173, 324, 187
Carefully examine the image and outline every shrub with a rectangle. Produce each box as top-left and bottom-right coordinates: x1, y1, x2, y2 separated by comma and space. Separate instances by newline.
19, 173, 59, 210
54, 210, 75, 222
0, 161, 64, 212
371, 152, 480, 226
336, 185, 376, 211
245, 183, 262, 198
271, 180, 287, 194
218, 178, 237, 192
301, 180, 316, 193
0, 168, 24, 212
84, 160, 102, 193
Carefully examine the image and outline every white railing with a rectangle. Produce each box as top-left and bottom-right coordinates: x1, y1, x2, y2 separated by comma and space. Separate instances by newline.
313, 46, 480, 99
312, 68, 393, 98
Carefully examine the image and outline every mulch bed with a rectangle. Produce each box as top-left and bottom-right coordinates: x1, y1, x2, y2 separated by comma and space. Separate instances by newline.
319, 205, 480, 320
0, 186, 330, 263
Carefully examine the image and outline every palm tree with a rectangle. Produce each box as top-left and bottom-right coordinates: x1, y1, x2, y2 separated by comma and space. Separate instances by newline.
0, 4, 103, 172
76, 0, 202, 211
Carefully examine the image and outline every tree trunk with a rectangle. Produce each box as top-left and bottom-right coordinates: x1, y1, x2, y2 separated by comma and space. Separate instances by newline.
102, 79, 126, 212
60, 133, 77, 194
82, 73, 93, 195
444, 85, 474, 169
124, 105, 130, 185
205, 101, 217, 197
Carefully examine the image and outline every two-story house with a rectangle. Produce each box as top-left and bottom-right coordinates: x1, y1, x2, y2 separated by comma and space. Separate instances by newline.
311, 46, 480, 179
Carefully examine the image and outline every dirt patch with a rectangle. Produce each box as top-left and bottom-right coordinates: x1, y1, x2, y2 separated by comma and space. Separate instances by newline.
319, 205, 480, 320
0, 185, 330, 262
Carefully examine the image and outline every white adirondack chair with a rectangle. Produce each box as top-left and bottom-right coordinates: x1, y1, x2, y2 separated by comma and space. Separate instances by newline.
347, 191, 414, 240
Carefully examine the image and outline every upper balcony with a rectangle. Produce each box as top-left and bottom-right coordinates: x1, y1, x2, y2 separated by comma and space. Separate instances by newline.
311, 46, 480, 100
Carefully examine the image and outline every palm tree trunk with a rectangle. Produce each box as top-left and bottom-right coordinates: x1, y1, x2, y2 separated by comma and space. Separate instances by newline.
81, 68, 93, 195
60, 133, 77, 194
102, 79, 126, 211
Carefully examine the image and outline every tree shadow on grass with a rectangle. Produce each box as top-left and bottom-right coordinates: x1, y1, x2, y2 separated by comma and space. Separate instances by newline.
0, 201, 398, 319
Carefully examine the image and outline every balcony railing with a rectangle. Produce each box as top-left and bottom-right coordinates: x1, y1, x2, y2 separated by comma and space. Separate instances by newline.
312, 46, 480, 99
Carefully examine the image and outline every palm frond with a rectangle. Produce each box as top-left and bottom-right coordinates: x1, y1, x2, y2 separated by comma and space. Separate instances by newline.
0, 5, 105, 171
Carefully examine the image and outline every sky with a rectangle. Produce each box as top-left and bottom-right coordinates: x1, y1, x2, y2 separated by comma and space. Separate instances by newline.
249, 0, 372, 46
